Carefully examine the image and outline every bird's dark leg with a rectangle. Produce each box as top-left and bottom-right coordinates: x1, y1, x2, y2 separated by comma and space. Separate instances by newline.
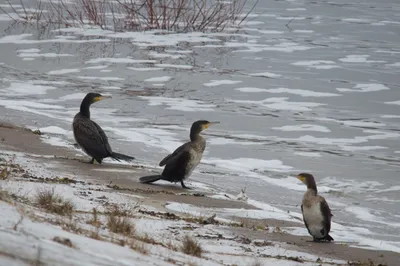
89, 158, 95, 164
181, 181, 191, 189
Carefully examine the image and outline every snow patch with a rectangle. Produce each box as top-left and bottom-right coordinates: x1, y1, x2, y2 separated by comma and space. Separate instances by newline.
139, 96, 215, 112
39, 126, 68, 135
144, 76, 172, 82
272, 124, 331, 133
86, 58, 156, 64
337, 84, 390, 92
204, 80, 243, 87
48, 69, 80, 75
339, 55, 385, 63
291, 60, 339, 69
228, 97, 325, 111
248, 72, 282, 78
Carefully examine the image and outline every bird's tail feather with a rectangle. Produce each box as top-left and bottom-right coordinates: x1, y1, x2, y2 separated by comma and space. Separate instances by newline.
139, 175, 162, 184
325, 234, 334, 241
111, 152, 135, 162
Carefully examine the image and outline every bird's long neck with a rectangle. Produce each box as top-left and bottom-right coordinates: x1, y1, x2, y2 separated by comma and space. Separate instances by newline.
190, 129, 206, 154
80, 98, 91, 118
190, 129, 202, 142
306, 179, 318, 195
306, 188, 317, 196
303, 189, 317, 206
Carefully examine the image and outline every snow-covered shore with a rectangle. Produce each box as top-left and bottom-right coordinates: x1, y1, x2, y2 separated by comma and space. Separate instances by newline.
0, 122, 397, 266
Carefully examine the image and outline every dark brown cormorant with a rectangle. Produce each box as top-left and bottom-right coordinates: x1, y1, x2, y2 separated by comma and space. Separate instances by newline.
139, 120, 219, 189
297, 173, 334, 242
73, 92, 135, 164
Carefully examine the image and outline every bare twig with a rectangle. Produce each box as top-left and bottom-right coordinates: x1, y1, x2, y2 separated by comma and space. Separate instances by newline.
0, 0, 256, 32
238, 0, 259, 25
0, 5, 17, 22
285, 15, 298, 31
13, 213, 24, 231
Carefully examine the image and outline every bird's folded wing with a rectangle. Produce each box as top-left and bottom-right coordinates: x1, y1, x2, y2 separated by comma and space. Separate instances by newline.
320, 199, 332, 231
159, 142, 189, 166
92, 121, 113, 154
73, 121, 109, 158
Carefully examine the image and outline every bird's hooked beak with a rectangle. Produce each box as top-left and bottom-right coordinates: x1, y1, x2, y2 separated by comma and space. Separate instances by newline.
204, 121, 220, 129
94, 95, 112, 102
296, 174, 306, 184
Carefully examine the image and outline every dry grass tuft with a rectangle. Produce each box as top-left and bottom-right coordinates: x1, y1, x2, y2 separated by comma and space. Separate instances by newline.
136, 233, 158, 245
130, 240, 148, 254
87, 208, 102, 239
273, 225, 282, 233
0, 166, 9, 180
87, 208, 101, 227
239, 218, 269, 231
107, 204, 132, 216
0, 154, 16, 180
166, 240, 178, 251
35, 188, 74, 216
59, 218, 82, 234
106, 206, 135, 236
0, 187, 10, 202
181, 235, 202, 257
88, 230, 102, 240
347, 259, 387, 266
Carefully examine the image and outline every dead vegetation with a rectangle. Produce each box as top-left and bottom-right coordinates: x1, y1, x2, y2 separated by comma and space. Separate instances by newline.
0, 184, 392, 266
136, 233, 158, 245
0, 154, 389, 266
106, 205, 136, 236
35, 188, 74, 216
273, 225, 282, 233
181, 235, 203, 257
0, 154, 17, 180
252, 240, 273, 247
139, 209, 240, 228
0, 187, 10, 202
130, 240, 149, 254
166, 240, 178, 251
239, 218, 269, 231
0, 0, 258, 32
347, 260, 387, 266
87, 208, 101, 227
260, 254, 304, 263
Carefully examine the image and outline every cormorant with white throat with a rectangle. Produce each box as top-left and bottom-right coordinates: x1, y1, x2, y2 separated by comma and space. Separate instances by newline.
297, 173, 334, 242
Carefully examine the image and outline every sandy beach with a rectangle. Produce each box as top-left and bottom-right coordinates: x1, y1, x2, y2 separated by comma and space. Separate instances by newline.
0, 122, 397, 266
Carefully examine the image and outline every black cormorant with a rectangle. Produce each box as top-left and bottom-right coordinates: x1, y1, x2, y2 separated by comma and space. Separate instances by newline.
73, 92, 135, 164
297, 173, 334, 242
139, 120, 219, 189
